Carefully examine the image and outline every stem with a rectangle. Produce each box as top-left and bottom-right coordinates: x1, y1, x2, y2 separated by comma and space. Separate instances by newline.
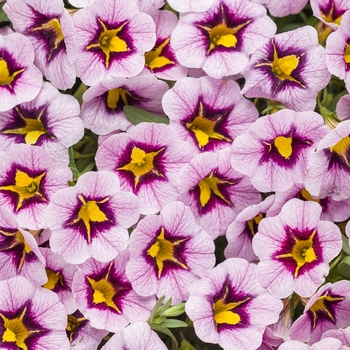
330, 251, 345, 270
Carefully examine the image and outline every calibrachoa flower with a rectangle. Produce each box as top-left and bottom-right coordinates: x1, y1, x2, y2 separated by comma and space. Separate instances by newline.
231, 109, 329, 193
185, 258, 283, 350
81, 75, 168, 135
0, 276, 70, 350
305, 119, 350, 201
326, 10, 350, 92
242, 26, 331, 112
47, 170, 139, 264
0, 33, 42, 112
253, 199, 342, 298
4, 0, 77, 90
0, 144, 71, 230
72, 250, 155, 333
96, 122, 193, 215
142, 10, 187, 80
136, 0, 165, 14
126, 201, 215, 304
0, 82, 84, 164
167, 0, 214, 12
225, 195, 275, 263
177, 148, 261, 238
162, 76, 258, 154
102, 321, 167, 350
279, 338, 343, 350
0, 207, 47, 287
73, 0, 156, 86
66, 309, 109, 350
252, 0, 309, 17
171, 0, 276, 79
289, 281, 350, 345
40, 247, 78, 314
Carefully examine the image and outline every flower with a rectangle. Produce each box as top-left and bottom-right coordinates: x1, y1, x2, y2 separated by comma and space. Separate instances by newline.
253, 199, 342, 298
102, 321, 167, 350
289, 281, 350, 344
162, 76, 258, 154
177, 148, 260, 238
47, 170, 139, 264
0, 144, 71, 230
0, 276, 70, 350
126, 201, 215, 304
73, 0, 156, 85
81, 75, 168, 135
231, 109, 329, 192
185, 258, 283, 350
72, 250, 155, 333
4, 0, 77, 90
96, 122, 193, 215
278, 338, 343, 350
252, 0, 309, 17
0, 33, 42, 112
166, 0, 214, 12
322, 326, 350, 348
242, 26, 331, 112
0, 82, 84, 164
171, 0, 276, 78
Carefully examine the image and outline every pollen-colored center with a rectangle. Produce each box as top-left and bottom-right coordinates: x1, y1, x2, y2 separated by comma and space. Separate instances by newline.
274, 136, 293, 159
246, 213, 263, 237
107, 88, 129, 109
197, 171, 233, 208
344, 44, 350, 64
276, 229, 317, 277
147, 227, 187, 279
0, 170, 46, 211
329, 135, 350, 167
42, 269, 64, 290
321, 2, 343, 25
309, 292, 344, 329
0, 59, 24, 86
86, 18, 128, 68
271, 51, 300, 81
2, 107, 48, 145
145, 38, 174, 71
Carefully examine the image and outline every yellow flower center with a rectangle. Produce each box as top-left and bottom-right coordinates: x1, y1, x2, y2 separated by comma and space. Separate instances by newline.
309, 292, 344, 329
0, 59, 24, 87
106, 88, 146, 110
196, 171, 234, 208
147, 227, 187, 279
276, 229, 317, 277
86, 18, 129, 68
0, 170, 46, 211
329, 135, 350, 167
344, 44, 350, 64
66, 314, 86, 342
185, 101, 232, 149
145, 38, 174, 71
321, 2, 343, 25
274, 136, 293, 159
2, 107, 49, 145
246, 213, 264, 237
117, 146, 164, 188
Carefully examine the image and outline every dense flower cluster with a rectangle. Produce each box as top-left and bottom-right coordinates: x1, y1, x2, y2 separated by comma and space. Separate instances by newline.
0, 0, 350, 349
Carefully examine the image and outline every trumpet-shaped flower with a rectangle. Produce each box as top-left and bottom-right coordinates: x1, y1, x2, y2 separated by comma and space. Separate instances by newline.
47, 170, 139, 264
66, 310, 109, 350
102, 321, 167, 350
185, 258, 283, 350
0, 82, 84, 164
0, 144, 71, 230
162, 76, 258, 154
305, 119, 350, 200
81, 75, 168, 135
290, 281, 350, 345
171, 0, 276, 79
0, 33, 42, 112
231, 109, 329, 193
126, 201, 215, 304
96, 123, 193, 215
4, 0, 77, 90
253, 199, 342, 298
0, 276, 70, 350
142, 10, 187, 80
0, 207, 47, 287
242, 26, 331, 112
72, 250, 155, 333
73, 0, 156, 86
177, 148, 261, 239
225, 195, 275, 262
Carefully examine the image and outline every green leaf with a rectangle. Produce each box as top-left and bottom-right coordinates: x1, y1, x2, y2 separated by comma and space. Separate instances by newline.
148, 296, 165, 324
342, 234, 350, 255
337, 256, 350, 278
156, 298, 172, 316
0, 3, 9, 22
124, 105, 169, 125
158, 319, 188, 329
151, 325, 178, 350
327, 90, 348, 111
162, 302, 185, 317
178, 340, 197, 350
